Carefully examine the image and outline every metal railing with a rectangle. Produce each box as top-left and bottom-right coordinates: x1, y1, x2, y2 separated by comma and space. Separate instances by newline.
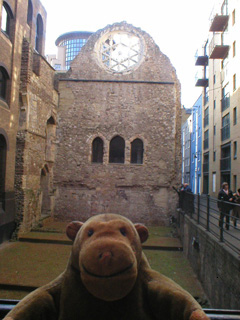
0, 300, 240, 319
178, 191, 240, 255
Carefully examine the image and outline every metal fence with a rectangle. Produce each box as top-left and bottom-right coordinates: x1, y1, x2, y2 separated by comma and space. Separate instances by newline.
178, 191, 240, 256
1, 300, 240, 319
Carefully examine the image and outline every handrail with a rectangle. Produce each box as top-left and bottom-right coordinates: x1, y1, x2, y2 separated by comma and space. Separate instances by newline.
0, 300, 240, 319
177, 191, 240, 255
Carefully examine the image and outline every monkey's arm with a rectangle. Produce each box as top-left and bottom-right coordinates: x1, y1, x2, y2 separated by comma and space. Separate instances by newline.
140, 255, 209, 320
3, 276, 62, 320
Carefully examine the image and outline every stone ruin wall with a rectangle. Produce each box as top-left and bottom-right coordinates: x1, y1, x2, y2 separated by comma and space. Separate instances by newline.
53, 22, 182, 225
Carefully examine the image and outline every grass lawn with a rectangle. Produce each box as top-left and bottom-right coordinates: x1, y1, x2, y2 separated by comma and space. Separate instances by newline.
0, 223, 208, 305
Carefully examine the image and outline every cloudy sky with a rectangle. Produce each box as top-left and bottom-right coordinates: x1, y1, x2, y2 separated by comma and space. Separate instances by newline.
40, 0, 216, 108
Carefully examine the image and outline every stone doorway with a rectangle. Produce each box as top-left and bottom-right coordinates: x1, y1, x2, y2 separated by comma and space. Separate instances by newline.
40, 165, 51, 218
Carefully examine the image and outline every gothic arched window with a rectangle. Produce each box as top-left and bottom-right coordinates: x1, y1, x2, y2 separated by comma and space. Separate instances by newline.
35, 14, 44, 54
1, 2, 13, 37
27, 0, 33, 25
109, 136, 125, 163
131, 138, 143, 164
0, 134, 7, 210
92, 137, 103, 163
0, 67, 9, 100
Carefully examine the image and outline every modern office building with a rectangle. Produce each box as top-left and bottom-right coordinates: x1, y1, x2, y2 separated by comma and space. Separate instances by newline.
47, 31, 93, 70
195, 0, 240, 196
181, 107, 192, 186
190, 95, 202, 194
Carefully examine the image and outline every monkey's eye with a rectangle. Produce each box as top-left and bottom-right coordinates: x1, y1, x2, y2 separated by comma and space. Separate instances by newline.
88, 229, 94, 237
120, 228, 127, 236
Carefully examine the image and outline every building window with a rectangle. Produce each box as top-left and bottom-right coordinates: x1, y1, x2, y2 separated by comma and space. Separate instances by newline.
214, 125, 216, 136
233, 74, 236, 92
131, 138, 143, 164
1, 2, 13, 37
92, 137, 103, 163
213, 151, 216, 162
221, 113, 230, 141
212, 172, 216, 193
204, 107, 209, 127
0, 67, 9, 101
221, 85, 230, 112
27, 0, 33, 26
233, 41, 236, 57
233, 175, 237, 192
221, 143, 231, 171
233, 107, 237, 125
214, 99, 216, 110
109, 136, 125, 163
213, 74, 216, 84
232, 9, 235, 26
233, 141, 237, 159
204, 130, 209, 149
0, 134, 7, 210
35, 14, 44, 54
59, 37, 88, 69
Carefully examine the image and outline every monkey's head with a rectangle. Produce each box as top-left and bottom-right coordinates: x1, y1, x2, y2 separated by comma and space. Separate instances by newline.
66, 214, 148, 301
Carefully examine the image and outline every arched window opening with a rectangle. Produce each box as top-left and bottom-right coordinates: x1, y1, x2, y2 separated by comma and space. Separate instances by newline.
35, 14, 43, 54
47, 116, 56, 125
27, 0, 33, 25
0, 67, 9, 100
109, 136, 125, 163
1, 2, 13, 37
0, 135, 7, 210
131, 138, 144, 164
92, 137, 103, 163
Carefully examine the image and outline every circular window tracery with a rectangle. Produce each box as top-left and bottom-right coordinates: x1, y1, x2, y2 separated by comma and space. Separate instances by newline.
99, 31, 143, 73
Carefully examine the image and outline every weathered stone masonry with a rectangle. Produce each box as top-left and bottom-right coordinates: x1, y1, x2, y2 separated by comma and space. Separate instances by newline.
54, 22, 182, 225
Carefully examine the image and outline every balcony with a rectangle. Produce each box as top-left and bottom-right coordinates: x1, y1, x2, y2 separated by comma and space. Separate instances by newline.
195, 52, 208, 66
209, 14, 229, 32
209, 33, 229, 59
220, 156, 231, 171
221, 124, 230, 141
195, 71, 208, 87
221, 93, 230, 112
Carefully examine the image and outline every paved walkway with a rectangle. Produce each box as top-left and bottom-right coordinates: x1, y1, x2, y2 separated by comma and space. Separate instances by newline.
0, 220, 209, 306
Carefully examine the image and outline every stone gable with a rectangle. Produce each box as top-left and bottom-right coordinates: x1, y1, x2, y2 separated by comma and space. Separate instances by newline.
54, 22, 181, 225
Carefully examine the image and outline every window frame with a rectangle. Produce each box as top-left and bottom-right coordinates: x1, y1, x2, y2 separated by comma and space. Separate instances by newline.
1, 1, 13, 38
109, 136, 125, 164
130, 138, 144, 164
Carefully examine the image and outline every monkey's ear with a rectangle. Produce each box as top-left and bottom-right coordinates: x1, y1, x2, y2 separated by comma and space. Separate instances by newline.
66, 221, 84, 241
134, 224, 149, 243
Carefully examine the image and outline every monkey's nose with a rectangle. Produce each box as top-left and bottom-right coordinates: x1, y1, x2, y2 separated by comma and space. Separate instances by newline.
98, 251, 113, 265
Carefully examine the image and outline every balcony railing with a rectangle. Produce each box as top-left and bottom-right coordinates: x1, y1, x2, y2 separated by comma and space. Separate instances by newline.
209, 33, 229, 59
221, 93, 230, 112
220, 156, 231, 171
221, 124, 230, 141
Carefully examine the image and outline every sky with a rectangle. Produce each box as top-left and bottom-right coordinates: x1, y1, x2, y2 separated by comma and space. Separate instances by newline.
40, 0, 216, 109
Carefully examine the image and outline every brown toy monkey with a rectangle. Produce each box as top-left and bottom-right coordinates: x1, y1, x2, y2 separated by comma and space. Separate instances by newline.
4, 214, 209, 320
